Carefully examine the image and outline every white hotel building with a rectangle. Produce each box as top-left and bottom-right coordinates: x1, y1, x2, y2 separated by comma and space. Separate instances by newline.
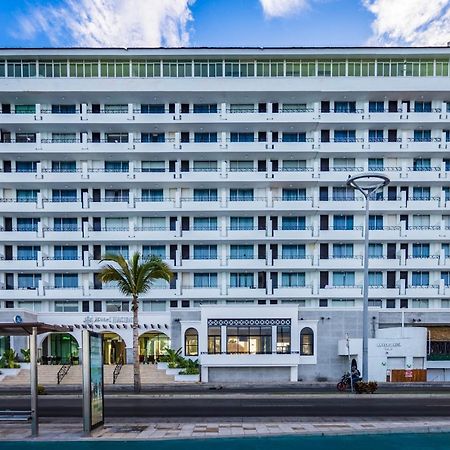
1, 47, 450, 382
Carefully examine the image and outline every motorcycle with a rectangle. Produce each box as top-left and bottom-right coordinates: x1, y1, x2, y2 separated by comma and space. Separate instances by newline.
336, 372, 362, 391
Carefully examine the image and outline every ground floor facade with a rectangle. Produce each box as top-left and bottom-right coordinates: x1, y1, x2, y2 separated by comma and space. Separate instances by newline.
1, 307, 449, 382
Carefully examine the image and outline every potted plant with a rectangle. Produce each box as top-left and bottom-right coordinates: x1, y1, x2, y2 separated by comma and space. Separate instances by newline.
165, 348, 184, 375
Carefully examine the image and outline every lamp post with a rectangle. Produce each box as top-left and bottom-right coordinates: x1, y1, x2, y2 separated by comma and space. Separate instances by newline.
347, 173, 390, 382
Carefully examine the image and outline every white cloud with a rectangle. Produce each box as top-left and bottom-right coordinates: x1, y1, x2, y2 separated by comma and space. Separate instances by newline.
14, 0, 195, 47
260, 0, 309, 18
363, 0, 450, 46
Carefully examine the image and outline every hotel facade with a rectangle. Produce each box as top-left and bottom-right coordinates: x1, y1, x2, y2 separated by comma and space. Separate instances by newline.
1, 47, 450, 382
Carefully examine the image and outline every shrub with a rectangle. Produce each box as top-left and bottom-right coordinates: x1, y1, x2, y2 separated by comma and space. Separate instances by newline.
179, 366, 200, 376
20, 349, 31, 363
355, 381, 378, 394
0, 349, 20, 369
37, 385, 46, 395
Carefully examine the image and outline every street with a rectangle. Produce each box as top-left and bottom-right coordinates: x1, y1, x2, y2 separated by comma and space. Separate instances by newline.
1, 395, 450, 417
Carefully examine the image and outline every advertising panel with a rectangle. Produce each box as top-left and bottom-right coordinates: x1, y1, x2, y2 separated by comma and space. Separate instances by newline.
90, 332, 104, 429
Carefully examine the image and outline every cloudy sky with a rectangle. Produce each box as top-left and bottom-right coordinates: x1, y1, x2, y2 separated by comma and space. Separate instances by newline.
0, 0, 450, 47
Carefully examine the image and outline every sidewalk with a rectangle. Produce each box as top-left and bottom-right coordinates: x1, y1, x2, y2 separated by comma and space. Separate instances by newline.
1, 417, 450, 441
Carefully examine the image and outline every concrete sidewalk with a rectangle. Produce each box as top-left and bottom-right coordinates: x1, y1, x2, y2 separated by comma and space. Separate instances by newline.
1, 417, 450, 441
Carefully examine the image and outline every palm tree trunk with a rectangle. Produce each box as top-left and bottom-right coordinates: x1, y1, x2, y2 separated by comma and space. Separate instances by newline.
132, 295, 141, 393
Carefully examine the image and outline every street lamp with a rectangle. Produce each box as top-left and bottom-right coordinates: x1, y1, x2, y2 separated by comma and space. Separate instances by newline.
346, 173, 390, 382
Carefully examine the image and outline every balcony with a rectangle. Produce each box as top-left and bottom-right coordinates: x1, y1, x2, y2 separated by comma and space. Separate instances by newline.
272, 227, 314, 240
0, 199, 38, 213
272, 256, 314, 269
404, 285, 440, 298
42, 257, 84, 270
274, 286, 313, 297
225, 227, 267, 240
180, 286, 221, 298
319, 227, 364, 241
318, 256, 363, 269
405, 255, 441, 269
43, 228, 84, 242
0, 258, 38, 270
272, 197, 314, 211
0, 287, 40, 299
43, 198, 83, 213
319, 285, 363, 298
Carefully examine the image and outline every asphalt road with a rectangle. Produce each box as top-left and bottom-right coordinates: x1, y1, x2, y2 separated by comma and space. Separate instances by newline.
2, 396, 450, 417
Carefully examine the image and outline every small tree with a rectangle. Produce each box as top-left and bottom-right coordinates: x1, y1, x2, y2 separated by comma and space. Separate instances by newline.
99, 252, 172, 393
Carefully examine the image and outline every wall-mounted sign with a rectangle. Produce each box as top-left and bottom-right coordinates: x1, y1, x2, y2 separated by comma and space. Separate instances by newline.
83, 315, 132, 325
376, 342, 401, 348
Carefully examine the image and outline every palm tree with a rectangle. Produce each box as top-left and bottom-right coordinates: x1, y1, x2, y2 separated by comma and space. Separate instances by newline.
98, 252, 172, 393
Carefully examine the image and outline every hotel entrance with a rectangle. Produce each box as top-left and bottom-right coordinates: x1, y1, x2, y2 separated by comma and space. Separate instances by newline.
41, 333, 79, 365
139, 332, 170, 363
102, 332, 126, 365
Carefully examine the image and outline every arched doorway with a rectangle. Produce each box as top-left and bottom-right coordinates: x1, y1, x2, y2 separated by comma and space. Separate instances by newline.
139, 332, 170, 363
184, 328, 199, 356
102, 332, 126, 365
41, 333, 79, 365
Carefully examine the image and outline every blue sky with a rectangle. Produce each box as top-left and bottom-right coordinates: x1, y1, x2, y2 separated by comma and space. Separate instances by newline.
0, 0, 449, 48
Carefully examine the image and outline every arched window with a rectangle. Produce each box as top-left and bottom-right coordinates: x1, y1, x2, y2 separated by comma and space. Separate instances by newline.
184, 328, 199, 356
300, 327, 314, 356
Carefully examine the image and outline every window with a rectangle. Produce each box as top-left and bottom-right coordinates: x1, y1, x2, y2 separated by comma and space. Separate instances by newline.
142, 301, 166, 312
193, 273, 217, 288
141, 132, 165, 143
17, 190, 38, 202
441, 272, 450, 286
17, 218, 39, 232
143, 245, 166, 259
230, 217, 253, 230
411, 271, 429, 287
230, 132, 254, 142
333, 215, 354, 230
368, 271, 383, 287
300, 328, 314, 355
412, 214, 430, 228
282, 160, 307, 171
193, 189, 217, 201
142, 189, 164, 202
105, 161, 129, 172
141, 104, 165, 114
16, 161, 37, 173
17, 301, 42, 312
332, 244, 353, 258
282, 132, 306, 142
54, 301, 79, 312
369, 130, 384, 142
443, 187, 450, 201
55, 273, 78, 288
282, 188, 306, 201
276, 326, 291, 353
106, 133, 128, 143
230, 273, 254, 288
369, 299, 382, 308
185, 328, 199, 356
369, 215, 383, 230
411, 299, 429, 308
193, 245, 217, 260
16, 133, 36, 143
141, 161, 165, 172
333, 272, 355, 287
442, 244, 450, 258
282, 103, 307, 112
369, 101, 384, 112
52, 104, 76, 114
229, 160, 254, 172
230, 245, 254, 259
105, 245, 129, 259
52, 161, 76, 172
15, 104, 36, 114
193, 160, 217, 172
17, 246, 40, 260
368, 158, 384, 171
331, 299, 355, 307
230, 189, 253, 201
334, 101, 356, 113
193, 217, 217, 230
226, 326, 272, 354
18, 274, 41, 289
334, 130, 356, 143
414, 101, 432, 112
51, 133, 76, 143
193, 104, 217, 113
413, 158, 431, 171
52, 189, 77, 202
413, 130, 431, 142
368, 243, 383, 259
281, 272, 305, 287
282, 244, 306, 259
412, 243, 430, 258
105, 189, 129, 202
412, 187, 430, 200
208, 326, 221, 354
104, 217, 128, 231
281, 216, 305, 230
333, 158, 356, 170
332, 187, 354, 201
54, 246, 78, 260
106, 301, 129, 312
194, 132, 217, 143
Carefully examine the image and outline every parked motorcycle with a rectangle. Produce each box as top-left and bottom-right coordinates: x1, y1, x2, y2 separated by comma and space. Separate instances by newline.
337, 372, 362, 391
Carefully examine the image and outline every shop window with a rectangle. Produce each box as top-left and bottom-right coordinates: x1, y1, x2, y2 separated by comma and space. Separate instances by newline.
184, 328, 199, 356
300, 327, 314, 355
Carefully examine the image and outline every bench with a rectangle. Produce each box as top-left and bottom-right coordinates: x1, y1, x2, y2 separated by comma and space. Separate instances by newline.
0, 410, 32, 421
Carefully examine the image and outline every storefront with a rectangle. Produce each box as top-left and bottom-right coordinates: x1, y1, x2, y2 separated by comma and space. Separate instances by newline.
41, 333, 79, 365
139, 332, 170, 363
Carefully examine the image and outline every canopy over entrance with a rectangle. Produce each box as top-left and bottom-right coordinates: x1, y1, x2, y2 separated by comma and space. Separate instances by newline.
0, 322, 73, 336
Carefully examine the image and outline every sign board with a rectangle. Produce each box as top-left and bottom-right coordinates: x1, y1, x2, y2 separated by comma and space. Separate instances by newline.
405, 369, 413, 378
82, 330, 104, 433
